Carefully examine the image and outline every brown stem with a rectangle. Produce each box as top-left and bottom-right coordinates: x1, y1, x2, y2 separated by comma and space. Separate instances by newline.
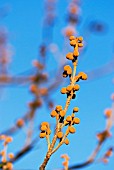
39, 43, 78, 169
52, 128, 69, 154
39, 123, 59, 169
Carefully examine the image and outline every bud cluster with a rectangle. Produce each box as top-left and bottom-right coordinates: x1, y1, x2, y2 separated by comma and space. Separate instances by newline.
39, 36, 87, 169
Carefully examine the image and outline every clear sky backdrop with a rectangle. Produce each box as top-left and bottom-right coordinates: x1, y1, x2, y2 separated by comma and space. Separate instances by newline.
0, 0, 114, 170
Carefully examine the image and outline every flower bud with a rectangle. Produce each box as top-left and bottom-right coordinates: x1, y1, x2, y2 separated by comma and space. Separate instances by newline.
69, 126, 76, 133
69, 36, 75, 41
78, 43, 83, 47
73, 84, 80, 91
39, 132, 46, 138
61, 87, 67, 94
40, 125, 47, 131
66, 85, 73, 92
50, 110, 57, 117
64, 138, 69, 145
78, 36, 83, 42
70, 40, 76, 46
73, 107, 79, 112
57, 132, 63, 139
73, 117, 80, 124
66, 53, 74, 60
66, 116, 72, 122
56, 105, 62, 112
60, 110, 66, 117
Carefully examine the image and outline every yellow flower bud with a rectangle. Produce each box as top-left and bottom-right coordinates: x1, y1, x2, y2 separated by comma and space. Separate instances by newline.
61, 87, 67, 94
64, 65, 71, 71
66, 85, 73, 92
8, 153, 14, 159
40, 125, 47, 131
0, 150, 5, 156
105, 149, 113, 157
69, 36, 75, 41
67, 68, 72, 75
70, 40, 76, 46
66, 53, 74, 60
39, 132, 46, 138
69, 126, 76, 133
66, 116, 72, 122
78, 36, 83, 42
57, 132, 63, 139
6, 162, 13, 170
60, 110, 66, 117
30, 84, 37, 93
50, 110, 57, 117
64, 65, 72, 75
56, 105, 62, 112
5, 137, 13, 143
64, 138, 69, 145
78, 43, 83, 47
73, 107, 79, 112
79, 72, 87, 80
104, 109, 112, 118
16, 119, 24, 128
73, 117, 80, 124
41, 122, 49, 127
73, 84, 80, 91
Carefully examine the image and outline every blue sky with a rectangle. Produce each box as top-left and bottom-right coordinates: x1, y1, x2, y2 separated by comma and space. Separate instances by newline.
0, 0, 114, 170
